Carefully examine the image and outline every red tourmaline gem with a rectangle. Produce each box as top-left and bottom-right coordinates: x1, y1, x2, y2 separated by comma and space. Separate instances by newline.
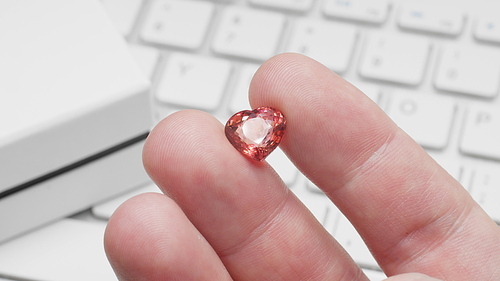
225, 106, 286, 161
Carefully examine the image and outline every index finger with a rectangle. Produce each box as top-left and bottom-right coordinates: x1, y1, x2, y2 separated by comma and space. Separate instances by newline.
250, 53, 500, 280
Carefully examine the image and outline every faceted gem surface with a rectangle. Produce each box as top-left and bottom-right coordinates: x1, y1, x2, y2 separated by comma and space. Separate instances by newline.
225, 106, 286, 161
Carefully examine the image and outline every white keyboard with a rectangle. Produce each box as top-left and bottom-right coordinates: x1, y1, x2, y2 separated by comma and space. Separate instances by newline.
110, 0, 500, 227
1, 0, 499, 280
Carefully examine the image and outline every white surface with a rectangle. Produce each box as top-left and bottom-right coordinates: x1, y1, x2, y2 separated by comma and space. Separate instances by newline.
386, 91, 456, 150
434, 46, 500, 98
0, 219, 116, 281
250, 0, 313, 12
129, 44, 160, 79
398, 2, 464, 35
101, 0, 143, 36
141, 0, 214, 50
0, 0, 150, 192
212, 7, 286, 61
323, 0, 390, 24
157, 52, 231, 110
359, 33, 430, 85
287, 19, 358, 73
460, 106, 500, 161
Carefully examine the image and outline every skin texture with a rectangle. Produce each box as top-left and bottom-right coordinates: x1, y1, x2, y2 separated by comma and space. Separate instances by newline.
104, 53, 500, 281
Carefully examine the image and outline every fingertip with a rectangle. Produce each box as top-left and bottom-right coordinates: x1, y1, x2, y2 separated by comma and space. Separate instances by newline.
104, 192, 170, 280
248, 52, 393, 186
249, 53, 369, 114
104, 192, 231, 281
142, 110, 228, 194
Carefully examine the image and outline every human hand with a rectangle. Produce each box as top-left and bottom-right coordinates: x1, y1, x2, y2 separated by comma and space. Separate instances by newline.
104, 53, 500, 280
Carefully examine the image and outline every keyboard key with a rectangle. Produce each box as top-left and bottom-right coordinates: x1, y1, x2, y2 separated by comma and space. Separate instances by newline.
474, 16, 500, 44
331, 214, 379, 269
250, 0, 314, 12
212, 7, 286, 61
229, 63, 259, 113
398, 3, 464, 36
464, 164, 500, 223
323, 0, 390, 24
141, 0, 214, 50
434, 46, 500, 98
287, 19, 358, 73
386, 91, 455, 150
359, 34, 430, 86
156, 53, 231, 110
460, 106, 500, 161
101, 0, 143, 36
128, 44, 159, 79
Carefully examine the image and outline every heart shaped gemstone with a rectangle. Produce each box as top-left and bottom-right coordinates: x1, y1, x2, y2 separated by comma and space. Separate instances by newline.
225, 106, 286, 161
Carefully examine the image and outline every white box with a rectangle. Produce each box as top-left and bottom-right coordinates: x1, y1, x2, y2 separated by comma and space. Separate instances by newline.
0, 0, 151, 242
